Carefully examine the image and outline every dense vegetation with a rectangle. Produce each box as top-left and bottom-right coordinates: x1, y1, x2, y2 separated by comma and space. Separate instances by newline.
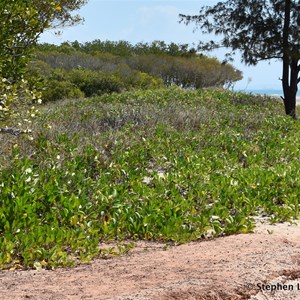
0, 88, 299, 270
28, 40, 242, 102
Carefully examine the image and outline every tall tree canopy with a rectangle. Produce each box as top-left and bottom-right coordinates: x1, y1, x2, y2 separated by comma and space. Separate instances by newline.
180, 0, 300, 118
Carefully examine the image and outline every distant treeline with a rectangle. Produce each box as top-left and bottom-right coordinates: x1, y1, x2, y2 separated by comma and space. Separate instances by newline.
29, 40, 242, 102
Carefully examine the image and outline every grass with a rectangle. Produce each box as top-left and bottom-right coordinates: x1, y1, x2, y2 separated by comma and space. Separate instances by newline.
0, 87, 299, 270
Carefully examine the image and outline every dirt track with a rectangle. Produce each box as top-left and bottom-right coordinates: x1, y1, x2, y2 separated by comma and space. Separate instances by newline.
1, 220, 300, 300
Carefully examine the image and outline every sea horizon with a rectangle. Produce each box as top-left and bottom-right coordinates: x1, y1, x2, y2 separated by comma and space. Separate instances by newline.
234, 88, 300, 104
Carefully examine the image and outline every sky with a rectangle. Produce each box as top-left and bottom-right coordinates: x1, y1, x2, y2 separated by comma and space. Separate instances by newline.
40, 0, 284, 91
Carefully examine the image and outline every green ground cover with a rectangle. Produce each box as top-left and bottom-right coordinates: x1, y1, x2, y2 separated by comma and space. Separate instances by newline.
0, 88, 299, 269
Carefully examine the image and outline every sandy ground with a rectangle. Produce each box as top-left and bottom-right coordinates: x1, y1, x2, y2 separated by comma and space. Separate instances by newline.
1, 219, 300, 300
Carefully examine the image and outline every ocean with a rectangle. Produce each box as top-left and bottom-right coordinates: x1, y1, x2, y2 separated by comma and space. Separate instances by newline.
234, 88, 300, 104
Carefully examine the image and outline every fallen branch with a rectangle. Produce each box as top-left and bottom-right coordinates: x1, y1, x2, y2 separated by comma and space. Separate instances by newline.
0, 127, 29, 136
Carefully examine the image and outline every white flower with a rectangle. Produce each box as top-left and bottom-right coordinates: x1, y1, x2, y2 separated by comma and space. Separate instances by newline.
142, 176, 152, 184
25, 168, 32, 174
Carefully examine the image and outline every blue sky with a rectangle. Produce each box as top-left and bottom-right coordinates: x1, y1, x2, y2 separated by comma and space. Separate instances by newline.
40, 0, 283, 91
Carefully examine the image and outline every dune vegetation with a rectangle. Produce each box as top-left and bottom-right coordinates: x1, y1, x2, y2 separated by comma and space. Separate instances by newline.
0, 87, 299, 270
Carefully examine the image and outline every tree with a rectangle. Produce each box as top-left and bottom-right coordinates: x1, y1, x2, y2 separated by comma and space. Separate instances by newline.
0, 0, 88, 81
0, 0, 87, 134
180, 0, 300, 118
43, 0, 88, 29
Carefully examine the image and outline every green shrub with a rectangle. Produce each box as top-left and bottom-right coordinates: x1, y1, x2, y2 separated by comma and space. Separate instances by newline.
0, 76, 41, 128
42, 79, 84, 102
121, 70, 164, 90
69, 69, 124, 97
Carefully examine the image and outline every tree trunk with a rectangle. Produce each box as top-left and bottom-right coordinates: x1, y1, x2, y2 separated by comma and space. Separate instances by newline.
281, 58, 298, 119
281, 0, 298, 118
282, 90, 297, 118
